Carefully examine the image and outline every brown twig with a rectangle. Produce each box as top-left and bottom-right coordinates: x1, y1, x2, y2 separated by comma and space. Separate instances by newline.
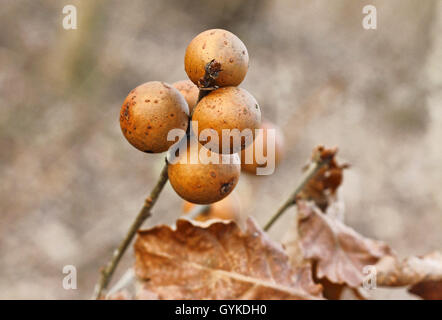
263, 152, 333, 232
92, 161, 169, 299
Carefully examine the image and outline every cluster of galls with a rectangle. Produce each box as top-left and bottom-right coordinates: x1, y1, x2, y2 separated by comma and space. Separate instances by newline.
120, 29, 284, 210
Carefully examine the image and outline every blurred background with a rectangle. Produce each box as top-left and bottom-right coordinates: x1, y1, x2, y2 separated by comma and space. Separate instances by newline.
1, 0, 441, 299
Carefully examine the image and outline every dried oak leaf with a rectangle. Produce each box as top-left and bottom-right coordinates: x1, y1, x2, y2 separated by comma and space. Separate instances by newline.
282, 200, 347, 299
375, 251, 442, 299
134, 217, 322, 300
313, 272, 345, 300
409, 281, 442, 300
297, 201, 392, 288
299, 146, 349, 212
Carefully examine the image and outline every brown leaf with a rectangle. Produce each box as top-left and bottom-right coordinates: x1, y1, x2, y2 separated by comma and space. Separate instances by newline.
297, 201, 392, 288
315, 276, 345, 300
282, 199, 346, 299
134, 217, 322, 300
299, 146, 349, 211
409, 281, 442, 300
375, 251, 442, 298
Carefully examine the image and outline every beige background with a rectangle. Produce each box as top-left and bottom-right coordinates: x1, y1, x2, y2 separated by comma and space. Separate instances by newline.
0, 0, 441, 299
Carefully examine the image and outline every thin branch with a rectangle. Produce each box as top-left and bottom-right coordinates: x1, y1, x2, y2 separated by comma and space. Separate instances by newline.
263, 157, 330, 232
92, 161, 169, 299
105, 268, 135, 298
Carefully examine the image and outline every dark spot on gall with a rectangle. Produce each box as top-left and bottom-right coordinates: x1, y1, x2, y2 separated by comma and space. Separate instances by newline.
144, 150, 154, 154
220, 180, 234, 195
123, 105, 130, 120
